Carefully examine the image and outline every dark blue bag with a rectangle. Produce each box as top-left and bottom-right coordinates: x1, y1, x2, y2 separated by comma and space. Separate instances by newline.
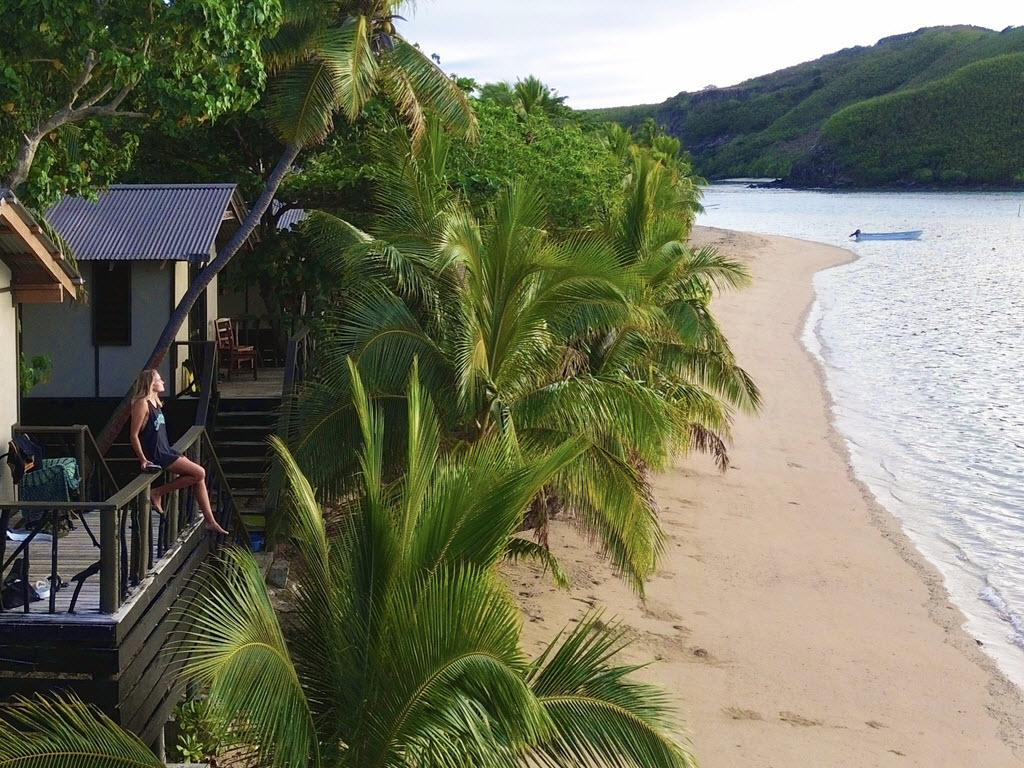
4, 433, 46, 485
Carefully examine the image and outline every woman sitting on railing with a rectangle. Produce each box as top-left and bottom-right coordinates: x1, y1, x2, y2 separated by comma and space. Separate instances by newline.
129, 369, 230, 535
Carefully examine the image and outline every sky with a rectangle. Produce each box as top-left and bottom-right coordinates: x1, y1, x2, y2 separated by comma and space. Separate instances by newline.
403, 1, 1020, 109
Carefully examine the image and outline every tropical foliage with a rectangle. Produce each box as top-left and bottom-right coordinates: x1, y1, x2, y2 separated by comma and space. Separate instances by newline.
479, 75, 569, 120
95, 0, 478, 452
0, 0, 277, 207
450, 99, 622, 232
592, 24, 1024, 184
284, 114, 756, 590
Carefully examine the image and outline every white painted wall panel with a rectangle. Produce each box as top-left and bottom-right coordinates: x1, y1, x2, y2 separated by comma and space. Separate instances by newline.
0, 261, 18, 500
19, 262, 92, 398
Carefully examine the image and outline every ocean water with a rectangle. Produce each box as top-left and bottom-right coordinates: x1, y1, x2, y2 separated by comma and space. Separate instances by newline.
698, 184, 1024, 688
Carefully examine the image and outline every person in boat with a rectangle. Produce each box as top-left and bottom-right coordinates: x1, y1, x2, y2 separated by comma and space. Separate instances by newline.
129, 368, 230, 535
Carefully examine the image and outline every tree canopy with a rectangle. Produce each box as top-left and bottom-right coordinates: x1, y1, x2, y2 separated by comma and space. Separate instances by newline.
0, 0, 279, 207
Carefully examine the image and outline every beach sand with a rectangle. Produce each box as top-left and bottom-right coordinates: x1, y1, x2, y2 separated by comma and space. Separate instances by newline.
505, 227, 1024, 766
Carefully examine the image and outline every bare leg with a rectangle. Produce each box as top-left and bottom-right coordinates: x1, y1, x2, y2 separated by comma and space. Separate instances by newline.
164, 456, 229, 535
150, 474, 194, 515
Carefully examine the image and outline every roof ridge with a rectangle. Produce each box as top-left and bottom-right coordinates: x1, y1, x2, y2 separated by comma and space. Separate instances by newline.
107, 183, 237, 190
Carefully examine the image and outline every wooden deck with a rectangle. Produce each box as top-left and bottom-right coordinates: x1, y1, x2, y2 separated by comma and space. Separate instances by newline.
218, 366, 284, 399
0, 425, 246, 749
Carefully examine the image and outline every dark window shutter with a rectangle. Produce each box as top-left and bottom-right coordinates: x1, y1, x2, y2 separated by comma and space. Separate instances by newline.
92, 261, 132, 346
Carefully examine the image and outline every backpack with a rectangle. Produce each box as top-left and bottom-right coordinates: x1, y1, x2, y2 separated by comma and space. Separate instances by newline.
3, 433, 45, 485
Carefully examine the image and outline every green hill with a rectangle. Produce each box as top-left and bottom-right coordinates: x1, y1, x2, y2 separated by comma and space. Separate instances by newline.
591, 25, 1024, 186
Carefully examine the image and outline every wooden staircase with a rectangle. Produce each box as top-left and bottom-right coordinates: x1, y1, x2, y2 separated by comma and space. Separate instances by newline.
211, 397, 280, 532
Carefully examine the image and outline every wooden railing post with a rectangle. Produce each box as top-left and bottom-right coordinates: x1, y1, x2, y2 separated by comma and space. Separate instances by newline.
137, 493, 151, 581
100, 507, 120, 613
167, 488, 179, 542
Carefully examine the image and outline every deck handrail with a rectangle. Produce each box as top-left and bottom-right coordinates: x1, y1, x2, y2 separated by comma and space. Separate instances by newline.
0, 426, 247, 616
12, 424, 119, 496
281, 324, 312, 398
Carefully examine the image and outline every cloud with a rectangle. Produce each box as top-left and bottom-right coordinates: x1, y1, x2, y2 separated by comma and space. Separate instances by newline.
404, 0, 1020, 108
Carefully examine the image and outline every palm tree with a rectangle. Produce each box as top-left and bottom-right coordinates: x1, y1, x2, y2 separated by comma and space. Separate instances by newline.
290, 162, 674, 589
479, 75, 568, 120
595, 150, 760, 469
96, 0, 477, 452
0, 362, 695, 768
598, 121, 634, 163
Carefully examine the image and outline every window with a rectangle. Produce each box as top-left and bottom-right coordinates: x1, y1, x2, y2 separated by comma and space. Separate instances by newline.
92, 261, 132, 346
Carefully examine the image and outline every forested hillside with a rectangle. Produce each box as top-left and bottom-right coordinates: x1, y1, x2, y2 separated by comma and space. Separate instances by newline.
591, 25, 1024, 186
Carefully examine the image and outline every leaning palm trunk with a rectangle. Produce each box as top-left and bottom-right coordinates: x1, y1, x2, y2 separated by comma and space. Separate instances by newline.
95, 1, 476, 452
95, 143, 300, 452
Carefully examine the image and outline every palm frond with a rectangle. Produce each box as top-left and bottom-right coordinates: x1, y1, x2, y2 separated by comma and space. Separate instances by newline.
180, 548, 320, 768
504, 536, 571, 588
268, 56, 345, 146
381, 38, 478, 142
0, 694, 164, 767
526, 614, 696, 768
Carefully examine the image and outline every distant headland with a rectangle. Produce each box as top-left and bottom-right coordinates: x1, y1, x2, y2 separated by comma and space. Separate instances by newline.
589, 25, 1024, 190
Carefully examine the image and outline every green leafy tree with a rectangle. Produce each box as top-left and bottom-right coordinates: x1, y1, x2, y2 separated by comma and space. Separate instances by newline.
289, 129, 671, 588
187, 363, 694, 767
596, 151, 759, 468
95, 0, 477, 452
451, 100, 622, 232
0, 0, 278, 207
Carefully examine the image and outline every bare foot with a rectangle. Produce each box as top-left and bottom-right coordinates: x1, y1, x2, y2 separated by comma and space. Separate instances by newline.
203, 520, 230, 536
150, 491, 165, 515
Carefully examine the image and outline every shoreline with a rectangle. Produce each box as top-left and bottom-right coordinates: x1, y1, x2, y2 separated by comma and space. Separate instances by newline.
506, 226, 1024, 766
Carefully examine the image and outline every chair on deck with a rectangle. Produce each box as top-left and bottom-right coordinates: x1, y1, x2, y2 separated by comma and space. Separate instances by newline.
0, 456, 100, 613
216, 317, 258, 381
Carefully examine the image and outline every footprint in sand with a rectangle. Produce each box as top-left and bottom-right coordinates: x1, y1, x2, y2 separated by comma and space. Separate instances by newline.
723, 707, 762, 721
779, 711, 823, 727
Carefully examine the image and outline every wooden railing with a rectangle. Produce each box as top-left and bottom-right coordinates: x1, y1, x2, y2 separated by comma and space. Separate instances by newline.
0, 426, 247, 616
12, 424, 120, 501
282, 325, 313, 396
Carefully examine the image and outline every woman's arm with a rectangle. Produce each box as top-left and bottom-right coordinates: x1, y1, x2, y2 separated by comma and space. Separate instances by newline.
129, 400, 149, 468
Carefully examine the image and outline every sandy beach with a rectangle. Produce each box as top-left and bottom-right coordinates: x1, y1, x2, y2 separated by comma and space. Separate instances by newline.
506, 227, 1024, 767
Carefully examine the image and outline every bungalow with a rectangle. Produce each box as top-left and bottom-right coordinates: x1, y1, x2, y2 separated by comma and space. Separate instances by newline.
0, 188, 79, 499
20, 183, 251, 400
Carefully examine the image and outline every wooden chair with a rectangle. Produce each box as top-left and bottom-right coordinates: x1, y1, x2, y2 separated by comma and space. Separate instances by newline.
216, 318, 257, 381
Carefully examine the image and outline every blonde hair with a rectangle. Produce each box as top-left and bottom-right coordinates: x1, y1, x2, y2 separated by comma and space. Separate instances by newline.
130, 369, 162, 405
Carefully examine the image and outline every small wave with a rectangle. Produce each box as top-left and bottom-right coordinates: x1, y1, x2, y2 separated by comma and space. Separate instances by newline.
979, 585, 1024, 650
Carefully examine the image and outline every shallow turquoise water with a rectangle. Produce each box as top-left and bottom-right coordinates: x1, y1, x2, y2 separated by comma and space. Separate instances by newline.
699, 184, 1024, 688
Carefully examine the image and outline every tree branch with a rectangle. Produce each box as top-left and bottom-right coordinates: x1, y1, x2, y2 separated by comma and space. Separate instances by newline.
66, 50, 98, 111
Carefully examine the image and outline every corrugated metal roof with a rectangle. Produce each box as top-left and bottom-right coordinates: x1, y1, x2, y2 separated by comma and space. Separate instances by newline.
276, 207, 307, 231
271, 200, 306, 231
46, 184, 238, 261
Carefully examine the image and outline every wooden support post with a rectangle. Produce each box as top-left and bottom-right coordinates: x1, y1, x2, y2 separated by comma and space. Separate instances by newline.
75, 427, 86, 496
100, 507, 119, 614
138, 493, 151, 582
167, 489, 179, 542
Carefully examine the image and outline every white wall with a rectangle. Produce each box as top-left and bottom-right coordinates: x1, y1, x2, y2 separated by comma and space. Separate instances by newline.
0, 261, 17, 501
21, 260, 174, 398
20, 261, 93, 398
97, 261, 172, 397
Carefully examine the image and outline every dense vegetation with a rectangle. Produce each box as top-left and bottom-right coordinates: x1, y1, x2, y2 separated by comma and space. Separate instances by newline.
591, 25, 1024, 186
0, 2, 754, 765
791, 53, 1024, 186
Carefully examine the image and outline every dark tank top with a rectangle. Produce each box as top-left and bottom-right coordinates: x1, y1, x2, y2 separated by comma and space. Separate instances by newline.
141, 401, 180, 469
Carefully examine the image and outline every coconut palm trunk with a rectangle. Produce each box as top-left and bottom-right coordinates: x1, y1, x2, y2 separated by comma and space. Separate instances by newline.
94, 0, 476, 453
